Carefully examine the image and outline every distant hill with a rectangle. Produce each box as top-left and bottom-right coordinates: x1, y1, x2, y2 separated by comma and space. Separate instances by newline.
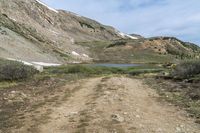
130, 34, 144, 39
77, 37, 200, 63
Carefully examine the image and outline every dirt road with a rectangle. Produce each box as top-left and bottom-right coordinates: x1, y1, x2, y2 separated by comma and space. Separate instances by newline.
13, 76, 200, 133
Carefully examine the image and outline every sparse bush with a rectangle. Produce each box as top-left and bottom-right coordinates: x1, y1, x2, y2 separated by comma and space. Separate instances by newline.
0, 60, 38, 81
106, 41, 126, 48
171, 60, 200, 79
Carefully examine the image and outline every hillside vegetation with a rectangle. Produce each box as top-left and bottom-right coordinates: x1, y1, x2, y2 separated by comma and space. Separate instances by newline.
146, 59, 200, 123
0, 59, 38, 81
171, 60, 200, 79
77, 37, 200, 63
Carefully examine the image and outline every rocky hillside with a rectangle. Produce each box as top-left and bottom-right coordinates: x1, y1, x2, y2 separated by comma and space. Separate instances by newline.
77, 37, 200, 63
142, 37, 200, 56
130, 34, 144, 39
0, 0, 135, 63
0, 0, 199, 64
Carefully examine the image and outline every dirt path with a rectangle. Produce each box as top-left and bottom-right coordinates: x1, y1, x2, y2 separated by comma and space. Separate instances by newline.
14, 76, 200, 133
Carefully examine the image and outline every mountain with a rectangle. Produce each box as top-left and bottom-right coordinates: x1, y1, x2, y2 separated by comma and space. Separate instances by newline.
130, 34, 144, 39
77, 37, 200, 63
0, 0, 199, 64
0, 0, 136, 63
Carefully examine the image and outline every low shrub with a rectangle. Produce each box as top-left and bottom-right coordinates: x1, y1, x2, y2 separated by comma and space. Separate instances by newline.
106, 41, 126, 48
0, 60, 38, 81
45, 64, 162, 77
171, 60, 200, 79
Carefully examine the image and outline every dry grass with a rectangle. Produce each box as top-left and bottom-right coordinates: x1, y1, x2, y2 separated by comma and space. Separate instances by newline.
171, 60, 200, 79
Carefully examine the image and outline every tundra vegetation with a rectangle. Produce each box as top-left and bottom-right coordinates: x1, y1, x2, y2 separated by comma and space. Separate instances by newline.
0, 59, 38, 81
146, 60, 200, 123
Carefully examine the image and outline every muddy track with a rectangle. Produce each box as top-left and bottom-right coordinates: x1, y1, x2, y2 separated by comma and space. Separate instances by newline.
11, 76, 200, 133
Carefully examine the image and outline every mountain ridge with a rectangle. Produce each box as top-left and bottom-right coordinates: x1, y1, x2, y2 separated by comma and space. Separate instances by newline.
0, 0, 130, 63
0, 0, 199, 64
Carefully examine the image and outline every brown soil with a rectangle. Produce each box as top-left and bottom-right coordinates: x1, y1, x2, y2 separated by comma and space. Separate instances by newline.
1, 76, 200, 133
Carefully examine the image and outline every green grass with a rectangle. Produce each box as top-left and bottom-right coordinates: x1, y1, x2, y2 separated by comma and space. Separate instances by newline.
0, 57, 165, 90
0, 81, 18, 89
44, 64, 164, 77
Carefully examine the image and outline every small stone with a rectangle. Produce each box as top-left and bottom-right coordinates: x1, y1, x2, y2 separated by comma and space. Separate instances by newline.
136, 109, 140, 112
8, 100, 13, 103
139, 124, 144, 128
136, 115, 140, 118
186, 128, 190, 131
111, 114, 124, 122
180, 124, 184, 128
123, 112, 128, 115
3, 98, 8, 100
168, 103, 172, 106
119, 98, 123, 101
20, 92, 27, 98
104, 91, 111, 95
157, 128, 163, 132
176, 127, 181, 132
67, 112, 78, 117
11, 91, 16, 94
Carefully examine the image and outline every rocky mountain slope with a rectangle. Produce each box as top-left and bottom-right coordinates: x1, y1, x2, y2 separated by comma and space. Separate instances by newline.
130, 34, 144, 39
77, 37, 200, 63
0, 0, 134, 63
0, 0, 199, 64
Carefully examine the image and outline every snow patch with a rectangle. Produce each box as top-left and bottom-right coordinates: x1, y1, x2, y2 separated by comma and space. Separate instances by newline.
116, 30, 138, 40
6, 58, 32, 66
72, 51, 80, 56
118, 32, 126, 38
82, 54, 89, 58
32, 62, 61, 67
118, 32, 138, 39
71, 61, 81, 64
6, 58, 43, 72
124, 34, 138, 39
10, 18, 16, 22
6, 58, 61, 67
36, 0, 58, 13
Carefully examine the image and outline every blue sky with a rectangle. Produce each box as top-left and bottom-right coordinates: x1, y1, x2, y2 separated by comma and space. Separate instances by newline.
41, 0, 200, 45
